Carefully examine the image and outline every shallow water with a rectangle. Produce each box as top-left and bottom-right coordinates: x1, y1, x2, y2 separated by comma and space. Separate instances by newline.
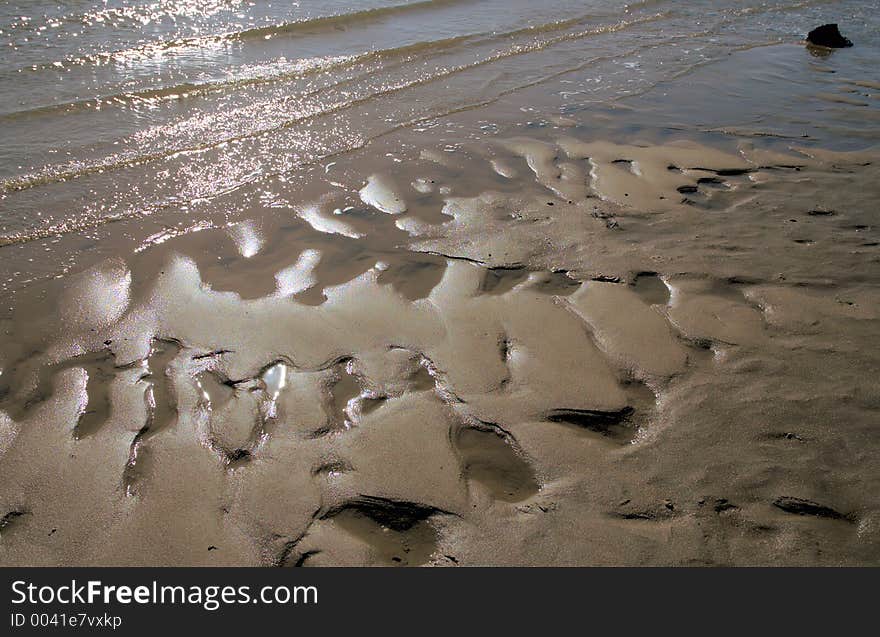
1, 1, 877, 260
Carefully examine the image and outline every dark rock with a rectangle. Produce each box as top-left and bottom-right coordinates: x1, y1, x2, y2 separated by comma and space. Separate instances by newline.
806, 24, 852, 48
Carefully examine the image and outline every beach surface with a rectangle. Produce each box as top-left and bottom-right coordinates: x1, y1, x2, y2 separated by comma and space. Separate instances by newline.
1, 0, 879, 566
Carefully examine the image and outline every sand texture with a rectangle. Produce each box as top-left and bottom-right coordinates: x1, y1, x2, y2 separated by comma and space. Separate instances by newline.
2, 122, 879, 566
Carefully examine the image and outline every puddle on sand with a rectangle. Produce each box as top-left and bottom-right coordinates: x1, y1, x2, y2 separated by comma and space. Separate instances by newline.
454, 426, 539, 503
631, 272, 670, 306
327, 508, 438, 567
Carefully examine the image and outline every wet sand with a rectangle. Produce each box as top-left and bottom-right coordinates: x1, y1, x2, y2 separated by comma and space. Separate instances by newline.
1, 34, 880, 565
